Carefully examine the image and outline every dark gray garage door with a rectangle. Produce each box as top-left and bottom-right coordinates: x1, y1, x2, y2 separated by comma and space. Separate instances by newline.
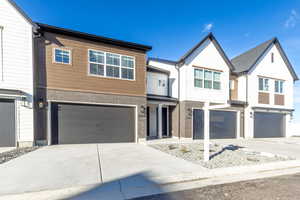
0, 99, 15, 147
254, 112, 285, 138
51, 103, 135, 144
193, 110, 237, 139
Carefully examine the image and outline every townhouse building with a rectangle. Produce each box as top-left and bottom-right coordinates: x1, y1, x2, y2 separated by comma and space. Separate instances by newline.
0, 0, 298, 147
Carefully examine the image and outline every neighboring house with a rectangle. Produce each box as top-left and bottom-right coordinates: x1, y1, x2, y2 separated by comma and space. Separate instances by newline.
148, 34, 298, 140
0, 0, 38, 147
148, 33, 246, 140
231, 38, 299, 138
34, 23, 151, 145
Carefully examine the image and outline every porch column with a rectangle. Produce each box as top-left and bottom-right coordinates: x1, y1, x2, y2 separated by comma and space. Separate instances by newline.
203, 102, 210, 162
158, 104, 163, 139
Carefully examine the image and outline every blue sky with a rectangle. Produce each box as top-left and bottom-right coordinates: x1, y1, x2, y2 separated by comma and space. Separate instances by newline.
15, 0, 300, 122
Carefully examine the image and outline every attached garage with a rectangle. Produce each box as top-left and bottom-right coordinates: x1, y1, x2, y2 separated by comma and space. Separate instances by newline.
193, 109, 237, 139
0, 99, 15, 147
51, 103, 135, 144
254, 112, 285, 138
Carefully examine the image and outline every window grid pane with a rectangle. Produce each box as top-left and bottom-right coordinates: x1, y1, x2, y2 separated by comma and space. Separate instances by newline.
55, 49, 70, 64
106, 53, 120, 66
121, 56, 134, 68
106, 65, 120, 78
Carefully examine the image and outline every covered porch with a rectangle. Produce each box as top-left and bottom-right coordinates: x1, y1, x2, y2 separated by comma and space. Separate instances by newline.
147, 95, 178, 140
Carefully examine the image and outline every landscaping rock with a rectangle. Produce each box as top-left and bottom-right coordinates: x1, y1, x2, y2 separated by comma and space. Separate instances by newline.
0, 147, 39, 164
150, 143, 292, 169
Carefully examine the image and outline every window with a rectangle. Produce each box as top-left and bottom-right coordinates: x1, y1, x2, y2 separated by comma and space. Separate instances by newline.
271, 52, 274, 63
258, 77, 269, 91
106, 53, 120, 78
121, 56, 134, 80
213, 72, 221, 90
89, 50, 105, 76
194, 69, 203, 88
204, 70, 212, 89
194, 68, 221, 90
275, 80, 284, 93
54, 48, 71, 64
88, 49, 135, 80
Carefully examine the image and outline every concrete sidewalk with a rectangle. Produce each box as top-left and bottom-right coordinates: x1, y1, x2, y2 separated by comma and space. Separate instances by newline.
2, 159, 300, 200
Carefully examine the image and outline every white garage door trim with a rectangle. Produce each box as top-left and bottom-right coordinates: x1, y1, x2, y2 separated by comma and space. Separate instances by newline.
47, 100, 138, 144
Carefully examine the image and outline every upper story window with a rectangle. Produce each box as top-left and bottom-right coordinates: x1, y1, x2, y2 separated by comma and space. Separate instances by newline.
194, 69, 203, 88
194, 68, 221, 90
54, 48, 71, 64
258, 77, 269, 92
275, 80, 284, 94
271, 52, 274, 63
89, 49, 135, 80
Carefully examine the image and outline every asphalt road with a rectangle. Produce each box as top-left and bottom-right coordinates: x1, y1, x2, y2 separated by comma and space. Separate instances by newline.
133, 173, 300, 200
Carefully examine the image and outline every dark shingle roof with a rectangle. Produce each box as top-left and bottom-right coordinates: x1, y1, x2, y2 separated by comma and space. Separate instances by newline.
231, 38, 298, 80
231, 38, 275, 73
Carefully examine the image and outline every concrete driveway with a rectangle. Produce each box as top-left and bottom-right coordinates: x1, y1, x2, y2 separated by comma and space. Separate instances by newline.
215, 137, 300, 159
0, 143, 205, 196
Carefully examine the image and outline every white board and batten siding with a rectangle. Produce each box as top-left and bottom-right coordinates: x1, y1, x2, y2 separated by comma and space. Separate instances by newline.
180, 39, 230, 103
0, 0, 34, 145
240, 44, 295, 138
147, 72, 169, 96
148, 60, 178, 98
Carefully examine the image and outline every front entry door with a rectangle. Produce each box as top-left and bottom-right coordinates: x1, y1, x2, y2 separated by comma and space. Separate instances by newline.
162, 107, 168, 137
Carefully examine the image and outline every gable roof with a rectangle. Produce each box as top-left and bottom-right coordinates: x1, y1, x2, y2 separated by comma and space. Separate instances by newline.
178, 33, 235, 70
36, 23, 152, 52
231, 38, 299, 80
148, 33, 234, 70
7, 0, 37, 28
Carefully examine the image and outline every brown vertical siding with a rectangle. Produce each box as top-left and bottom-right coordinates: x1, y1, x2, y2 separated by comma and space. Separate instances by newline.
169, 105, 179, 137
274, 94, 285, 105
258, 92, 270, 104
179, 101, 204, 138
230, 76, 238, 100
36, 32, 147, 97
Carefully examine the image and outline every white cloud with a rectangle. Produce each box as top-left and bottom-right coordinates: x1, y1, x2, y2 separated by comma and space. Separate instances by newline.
202, 23, 213, 32
285, 9, 299, 28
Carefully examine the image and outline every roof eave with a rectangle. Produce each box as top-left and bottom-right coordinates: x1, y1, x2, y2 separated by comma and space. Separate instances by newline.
36, 23, 152, 52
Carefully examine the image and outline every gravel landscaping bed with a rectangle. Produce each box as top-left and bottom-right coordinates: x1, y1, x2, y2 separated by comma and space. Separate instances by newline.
150, 143, 293, 169
0, 147, 39, 164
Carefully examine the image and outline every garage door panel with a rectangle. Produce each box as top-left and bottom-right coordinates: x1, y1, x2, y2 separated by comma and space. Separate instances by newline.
210, 111, 237, 139
193, 109, 237, 139
0, 99, 15, 147
53, 103, 135, 144
254, 112, 285, 138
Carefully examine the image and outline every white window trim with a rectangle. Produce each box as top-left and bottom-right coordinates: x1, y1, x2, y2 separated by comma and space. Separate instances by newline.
274, 80, 284, 94
87, 49, 136, 81
53, 48, 72, 65
258, 77, 269, 92
194, 67, 221, 90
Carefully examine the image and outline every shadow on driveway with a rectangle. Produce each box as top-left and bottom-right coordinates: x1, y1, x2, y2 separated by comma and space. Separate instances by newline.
69, 172, 174, 200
